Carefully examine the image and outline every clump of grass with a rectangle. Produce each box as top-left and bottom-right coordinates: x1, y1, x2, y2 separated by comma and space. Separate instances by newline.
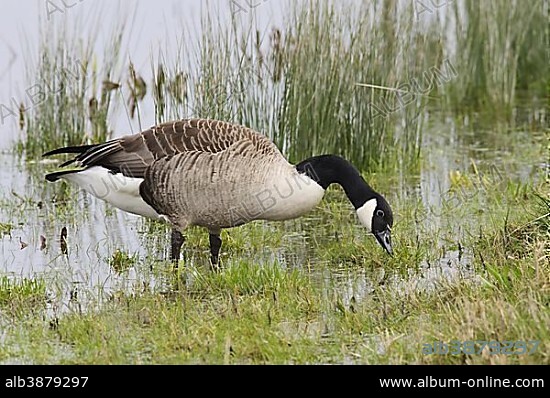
275, 1, 435, 171
109, 249, 138, 274
466, 186, 549, 268
189, 260, 307, 296
0, 277, 47, 318
0, 222, 12, 237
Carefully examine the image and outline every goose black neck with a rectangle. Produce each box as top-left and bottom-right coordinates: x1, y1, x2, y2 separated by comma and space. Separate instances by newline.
296, 155, 377, 209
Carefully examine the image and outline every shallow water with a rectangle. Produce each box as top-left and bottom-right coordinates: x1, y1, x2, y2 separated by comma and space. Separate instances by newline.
0, 108, 545, 315
0, 2, 547, 317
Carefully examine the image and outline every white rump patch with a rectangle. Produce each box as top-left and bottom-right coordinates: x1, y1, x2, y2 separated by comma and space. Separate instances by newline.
356, 198, 377, 232
62, 166, 161, 220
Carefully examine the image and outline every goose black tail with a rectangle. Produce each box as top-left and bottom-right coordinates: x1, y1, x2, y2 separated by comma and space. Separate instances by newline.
42, 144, 95, 157
43, 144, 96, 167
45, 169, 82, 182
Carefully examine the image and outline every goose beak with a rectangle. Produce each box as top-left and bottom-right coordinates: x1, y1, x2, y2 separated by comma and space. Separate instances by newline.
374, 228, 393, 255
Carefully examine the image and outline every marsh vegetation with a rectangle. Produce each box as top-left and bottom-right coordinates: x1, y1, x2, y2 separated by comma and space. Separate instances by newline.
0, 0, 548, 364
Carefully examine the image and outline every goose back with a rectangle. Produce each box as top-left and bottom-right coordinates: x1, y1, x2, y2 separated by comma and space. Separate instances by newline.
69, 119, 283, 178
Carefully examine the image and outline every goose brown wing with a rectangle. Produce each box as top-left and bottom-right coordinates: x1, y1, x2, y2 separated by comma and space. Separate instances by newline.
56, 119, 280, 178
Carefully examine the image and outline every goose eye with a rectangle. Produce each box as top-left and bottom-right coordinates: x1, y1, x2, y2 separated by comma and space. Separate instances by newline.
376, 209, 384, 218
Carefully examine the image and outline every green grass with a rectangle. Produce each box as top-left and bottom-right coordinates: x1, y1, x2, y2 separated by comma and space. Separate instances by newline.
0, 277, 46, 319
21, 1, 547, 167
0, 222, 12, 236
109, 249, 138, 274
1, 219, 547, 364
445, 0, 548, 114
188, 260, 307, 295
3, 1, 548, 365
274, 0, 434, 171
1, 160, 548, 364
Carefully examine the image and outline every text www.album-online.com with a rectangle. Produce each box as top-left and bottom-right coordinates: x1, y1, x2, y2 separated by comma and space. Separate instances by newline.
379, 376, 544, 388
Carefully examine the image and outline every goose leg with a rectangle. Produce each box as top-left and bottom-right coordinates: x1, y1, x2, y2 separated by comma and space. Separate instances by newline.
209, 233, 222, 266
170, 228, 185, 263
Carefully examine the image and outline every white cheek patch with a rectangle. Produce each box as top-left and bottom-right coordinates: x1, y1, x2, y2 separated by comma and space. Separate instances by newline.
356, 198, 377, 232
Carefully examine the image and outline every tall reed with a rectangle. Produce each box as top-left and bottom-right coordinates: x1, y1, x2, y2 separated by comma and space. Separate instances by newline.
151, 1, 449, 170
19, 15, 126, 157
446, 0, 548, 113
275, 0, 434, 170
21, 1, 547, 167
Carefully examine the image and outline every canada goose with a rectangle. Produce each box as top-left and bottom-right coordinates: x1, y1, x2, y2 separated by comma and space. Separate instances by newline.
44, 118, 393, 264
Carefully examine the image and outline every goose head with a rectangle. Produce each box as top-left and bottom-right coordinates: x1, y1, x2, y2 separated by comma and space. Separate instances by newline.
295, 154, 394, 255
356, 195, 393, 255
